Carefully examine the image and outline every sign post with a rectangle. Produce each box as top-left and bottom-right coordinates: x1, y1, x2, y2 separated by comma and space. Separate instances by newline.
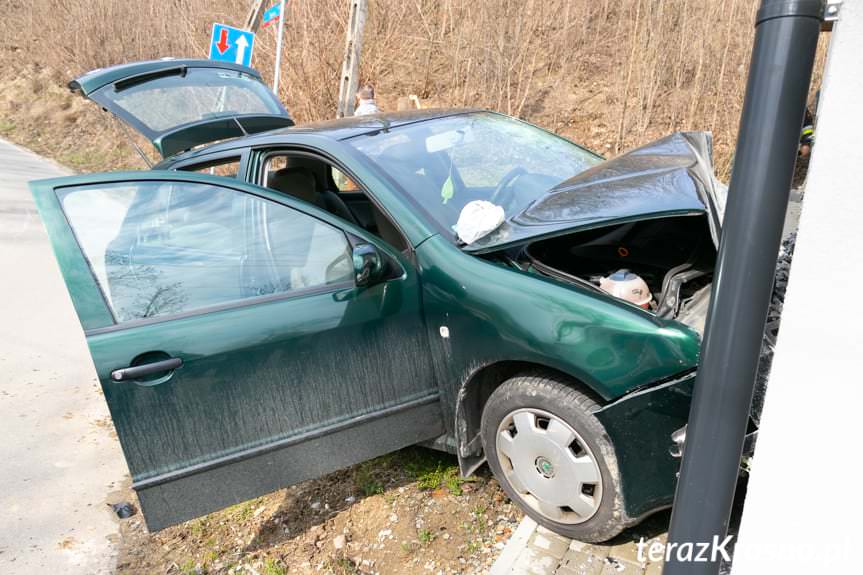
209, 23, 255, 68
271, 1, 287, 94
336, 0, 368, 118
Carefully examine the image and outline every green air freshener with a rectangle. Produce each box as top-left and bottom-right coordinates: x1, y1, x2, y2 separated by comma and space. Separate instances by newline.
441, 175, 454, 204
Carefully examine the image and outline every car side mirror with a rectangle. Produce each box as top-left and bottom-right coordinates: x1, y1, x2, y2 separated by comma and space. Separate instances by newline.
352, 243, 385, 287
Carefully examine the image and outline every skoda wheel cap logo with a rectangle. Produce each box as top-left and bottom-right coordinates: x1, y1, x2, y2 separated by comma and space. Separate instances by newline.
535, 456, 556, 478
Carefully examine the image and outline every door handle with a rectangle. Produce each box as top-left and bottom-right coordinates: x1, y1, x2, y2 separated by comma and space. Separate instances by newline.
111, 357, 183, 382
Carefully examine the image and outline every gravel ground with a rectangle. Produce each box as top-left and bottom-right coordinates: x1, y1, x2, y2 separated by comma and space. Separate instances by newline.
114, 448, 522, 575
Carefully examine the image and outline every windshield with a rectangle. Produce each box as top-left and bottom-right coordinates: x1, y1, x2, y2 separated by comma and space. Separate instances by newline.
347, 113, 601, 233
90, 67, 286, 136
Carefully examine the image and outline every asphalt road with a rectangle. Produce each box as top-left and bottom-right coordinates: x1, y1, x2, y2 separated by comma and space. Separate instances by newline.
0, 139, 127, 574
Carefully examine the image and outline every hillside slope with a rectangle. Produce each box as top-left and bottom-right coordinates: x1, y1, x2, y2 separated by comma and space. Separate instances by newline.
0, 0, 827, 175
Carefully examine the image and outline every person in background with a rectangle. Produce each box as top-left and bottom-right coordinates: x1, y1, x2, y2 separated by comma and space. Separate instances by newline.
354, 84, 380, 116
792, 103, 816, 188
799, 106, 815, 158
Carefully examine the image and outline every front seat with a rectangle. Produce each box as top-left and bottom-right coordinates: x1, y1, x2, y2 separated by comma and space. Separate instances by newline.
319, 189, 360, 226
267, 167, 325, 210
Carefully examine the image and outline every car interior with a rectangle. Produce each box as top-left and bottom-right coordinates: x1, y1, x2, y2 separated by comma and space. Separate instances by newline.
262, 154, 409, 252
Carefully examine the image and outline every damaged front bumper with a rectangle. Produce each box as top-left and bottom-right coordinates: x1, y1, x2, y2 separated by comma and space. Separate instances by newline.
593, 368, 760, 521
669, 424, 759, 459
592, 370, 697, 520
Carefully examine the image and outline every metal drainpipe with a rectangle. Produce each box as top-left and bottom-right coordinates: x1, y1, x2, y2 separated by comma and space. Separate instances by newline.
662, 1, 824, 573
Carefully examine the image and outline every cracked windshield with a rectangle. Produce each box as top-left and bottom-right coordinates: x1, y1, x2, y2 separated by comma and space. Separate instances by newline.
347, 113, 601, 234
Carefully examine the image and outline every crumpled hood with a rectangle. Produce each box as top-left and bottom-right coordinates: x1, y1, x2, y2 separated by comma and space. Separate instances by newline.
465, 131, 726, 253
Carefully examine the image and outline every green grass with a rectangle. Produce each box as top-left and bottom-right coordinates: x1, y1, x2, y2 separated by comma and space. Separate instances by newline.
351, 447, 481, 500
225, 497, 263, 522
417, 528, 436, 545
187, 518, 209, 538
262, 557, 288, 575
354, 461, 386, 496
0, 119, 15, 135
411, 460, 477, 496
324, 556, 359, 574
57, 150, 97, 169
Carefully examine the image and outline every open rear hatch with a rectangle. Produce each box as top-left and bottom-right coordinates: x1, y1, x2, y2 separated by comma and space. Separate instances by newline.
69, 59, 294, 158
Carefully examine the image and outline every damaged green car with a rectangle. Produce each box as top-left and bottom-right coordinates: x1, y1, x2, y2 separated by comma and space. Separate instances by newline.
33, 59, 733, 541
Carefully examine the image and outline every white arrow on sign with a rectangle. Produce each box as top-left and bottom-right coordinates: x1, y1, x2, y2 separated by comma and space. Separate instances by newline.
234, 34, 249, 65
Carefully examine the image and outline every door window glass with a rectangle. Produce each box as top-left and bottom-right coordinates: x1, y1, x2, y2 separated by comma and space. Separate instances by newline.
58, 181, 353, 323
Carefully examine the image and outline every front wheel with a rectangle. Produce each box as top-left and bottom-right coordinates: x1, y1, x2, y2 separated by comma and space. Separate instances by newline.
481, 374, 628, 542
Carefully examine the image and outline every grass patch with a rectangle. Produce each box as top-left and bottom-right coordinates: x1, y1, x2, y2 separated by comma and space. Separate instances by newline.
353, 460, 385, 496
187, 518, 209, 538
418, 528, 436, 545
324, 556, 360, 574
225, 498, 263, 522
57, 149, 97, 169
262, 557, 288, 575
409, 458, 477, 496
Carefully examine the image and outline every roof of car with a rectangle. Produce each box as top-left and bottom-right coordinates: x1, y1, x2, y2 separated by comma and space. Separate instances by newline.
158, 108, 484, 166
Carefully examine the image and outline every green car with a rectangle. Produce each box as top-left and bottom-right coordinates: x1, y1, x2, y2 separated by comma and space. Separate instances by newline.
33, 59, 729, 542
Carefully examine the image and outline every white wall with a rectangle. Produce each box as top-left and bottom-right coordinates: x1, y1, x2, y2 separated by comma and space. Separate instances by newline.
733, 3, 863, 572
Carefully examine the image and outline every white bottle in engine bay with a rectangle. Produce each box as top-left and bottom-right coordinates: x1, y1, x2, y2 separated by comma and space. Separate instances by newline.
599, 270, 653, 309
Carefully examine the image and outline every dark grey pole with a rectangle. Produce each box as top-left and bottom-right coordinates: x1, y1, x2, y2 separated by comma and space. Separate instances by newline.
663, 1, 823, 573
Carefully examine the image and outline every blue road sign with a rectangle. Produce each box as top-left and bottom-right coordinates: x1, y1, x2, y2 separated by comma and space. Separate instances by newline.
209, 23, 255, 67
261, 3, 283, 28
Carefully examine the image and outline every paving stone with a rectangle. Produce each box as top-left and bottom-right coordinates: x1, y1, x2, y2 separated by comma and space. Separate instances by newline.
631, 535, 670, 566
559, 548, 605, 575
599, 557, 645, 575
529, 529, 570, 560
491, 519, 538, 575
571, 539, 610, 559
606, 537, 648, 566
512, 545, 561, 575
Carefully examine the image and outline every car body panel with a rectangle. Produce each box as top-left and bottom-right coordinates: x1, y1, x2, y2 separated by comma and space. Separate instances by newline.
414, 235, 700, 404
593, 371, 697, 519
412, 234, 700, 518
69, 59, 293, 158
466, 132, 724, 253
31, 171, 443, 530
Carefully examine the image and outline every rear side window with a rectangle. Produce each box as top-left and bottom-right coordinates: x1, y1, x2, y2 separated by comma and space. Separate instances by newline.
58, 181, 353, 323
179, 157, 241, 178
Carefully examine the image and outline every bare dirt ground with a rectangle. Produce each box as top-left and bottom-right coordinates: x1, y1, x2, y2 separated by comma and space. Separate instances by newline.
113, 448, 522, 575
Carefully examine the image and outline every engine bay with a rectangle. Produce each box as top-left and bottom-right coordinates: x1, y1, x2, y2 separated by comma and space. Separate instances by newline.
515, 214, 717, 326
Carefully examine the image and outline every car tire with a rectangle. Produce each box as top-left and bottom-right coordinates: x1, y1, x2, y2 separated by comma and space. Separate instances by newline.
481, 373, 628, 542
752, 232, 797, 426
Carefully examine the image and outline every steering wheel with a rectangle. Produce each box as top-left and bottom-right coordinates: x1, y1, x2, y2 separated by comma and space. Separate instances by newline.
489, 167, 527, 207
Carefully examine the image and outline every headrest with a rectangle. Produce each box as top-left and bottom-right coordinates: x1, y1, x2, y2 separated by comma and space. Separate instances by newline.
267, 167, 317, 204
